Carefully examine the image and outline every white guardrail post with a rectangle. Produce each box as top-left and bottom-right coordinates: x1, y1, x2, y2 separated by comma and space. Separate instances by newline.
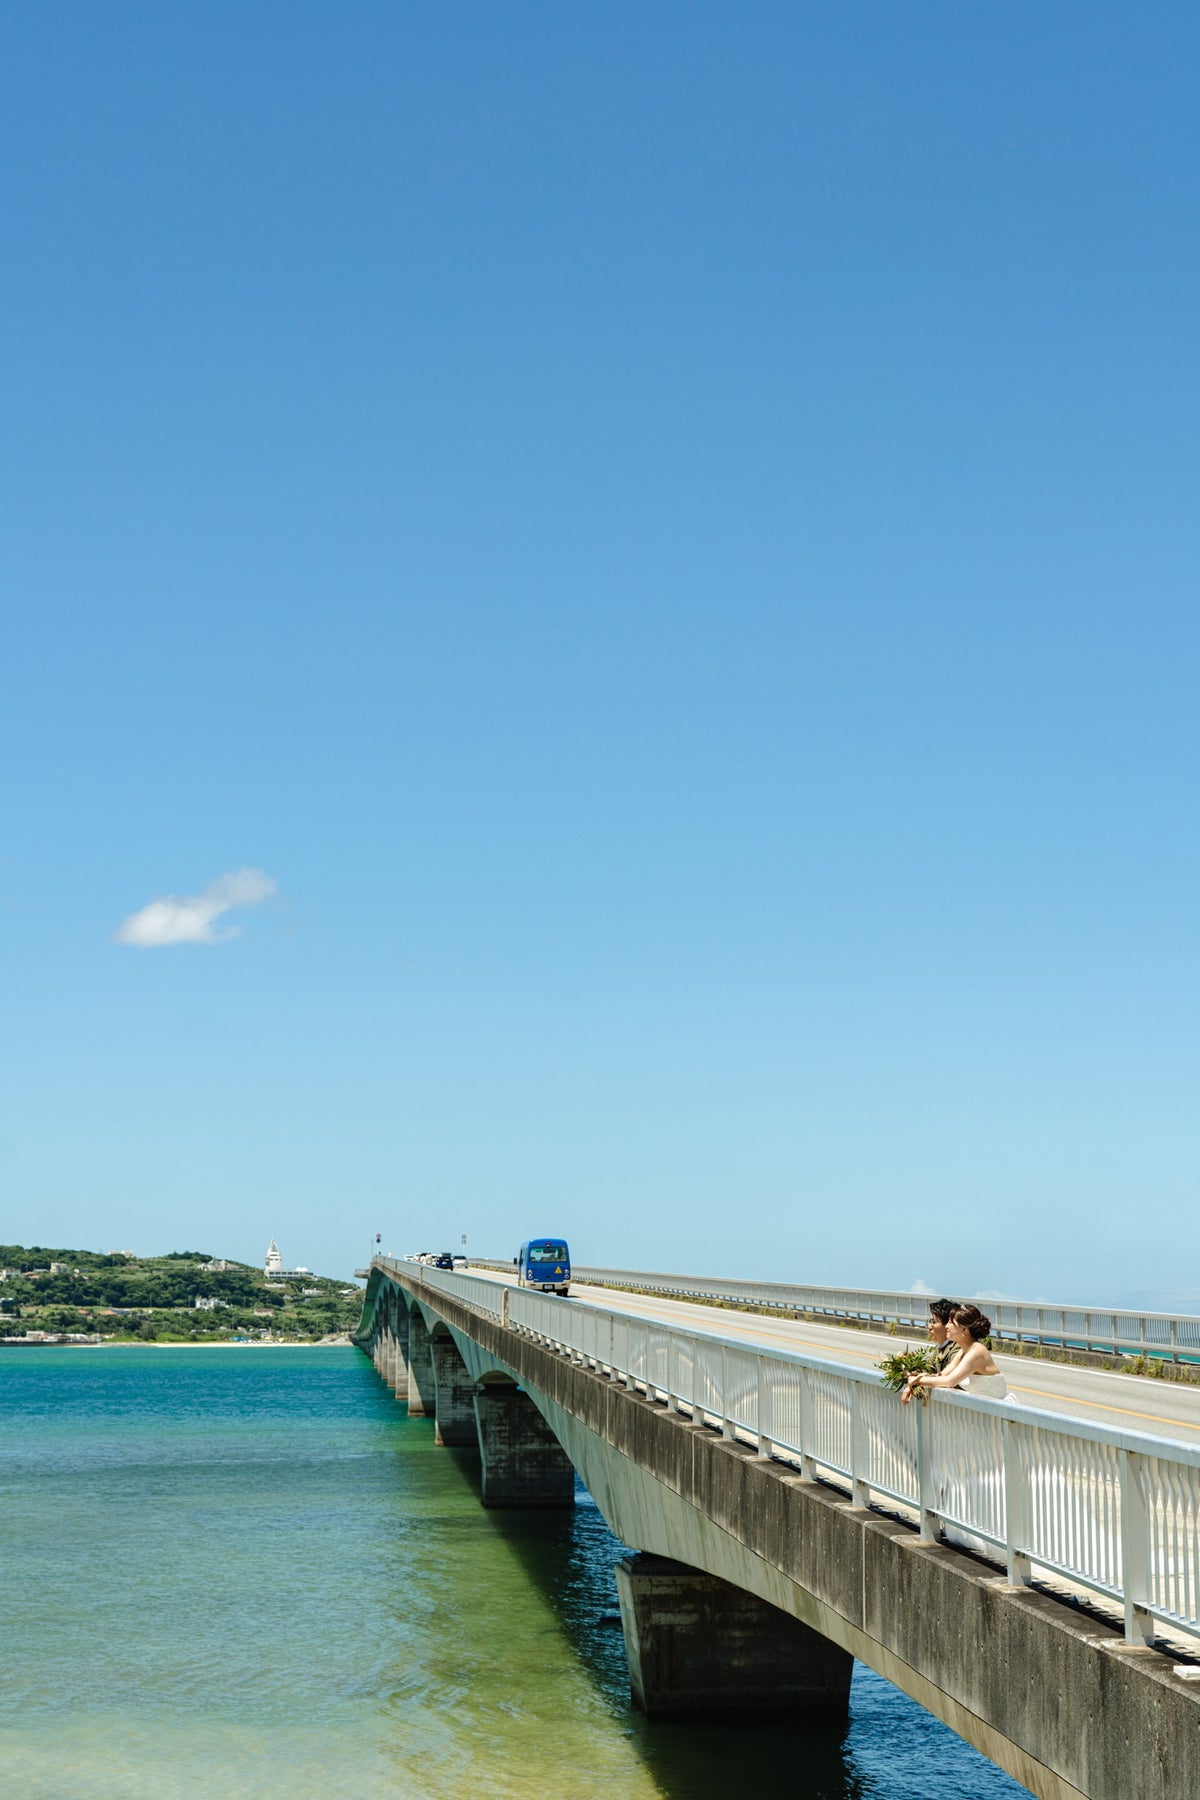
850, 1385, 869, 1508
915, 1400, 937, 1542
721, 1345, 734, 1439
799, 1366, 816, 1480
1119, 1449, 1154, 1645
756, 1355, 772, 1458
1002, 1417, 1031, 1585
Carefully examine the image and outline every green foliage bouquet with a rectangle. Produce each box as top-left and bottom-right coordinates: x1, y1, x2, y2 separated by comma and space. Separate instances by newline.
877, 1345, 937, 1400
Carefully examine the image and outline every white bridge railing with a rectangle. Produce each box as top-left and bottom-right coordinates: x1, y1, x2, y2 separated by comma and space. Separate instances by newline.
468, 1260, 1200, 1365
380, 1259, 1200, 1648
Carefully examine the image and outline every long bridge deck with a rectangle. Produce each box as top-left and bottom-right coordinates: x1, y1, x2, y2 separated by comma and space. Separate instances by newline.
493, 1268, 1200, 1447
356, 1259, 1200, 1800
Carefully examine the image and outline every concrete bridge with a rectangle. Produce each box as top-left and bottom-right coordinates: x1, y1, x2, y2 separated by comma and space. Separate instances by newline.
356, 1259, 1200, 1800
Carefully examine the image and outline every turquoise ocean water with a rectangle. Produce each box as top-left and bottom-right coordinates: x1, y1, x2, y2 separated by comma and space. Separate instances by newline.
1, 1347, 1028, 1799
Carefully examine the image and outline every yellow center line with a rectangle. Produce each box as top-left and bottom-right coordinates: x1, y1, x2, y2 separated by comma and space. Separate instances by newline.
1003, 1385, 1200, 1433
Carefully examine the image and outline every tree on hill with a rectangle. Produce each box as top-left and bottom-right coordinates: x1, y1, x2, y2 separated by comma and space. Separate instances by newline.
0, 1246, 134, 1270
1, 1241, 361, 1338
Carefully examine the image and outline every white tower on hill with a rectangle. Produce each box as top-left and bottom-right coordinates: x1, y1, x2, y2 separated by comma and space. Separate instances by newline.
263, 1239, 311, 1279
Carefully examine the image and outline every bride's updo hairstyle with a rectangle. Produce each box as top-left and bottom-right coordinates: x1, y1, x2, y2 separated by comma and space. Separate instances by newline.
951, 1304, 992, 1341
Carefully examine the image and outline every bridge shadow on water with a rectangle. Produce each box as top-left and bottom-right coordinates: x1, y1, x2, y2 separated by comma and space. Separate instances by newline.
434, 1440, 866, 1800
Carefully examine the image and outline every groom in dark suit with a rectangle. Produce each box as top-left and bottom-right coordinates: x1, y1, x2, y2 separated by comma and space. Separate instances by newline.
927, 1298, 959, 1373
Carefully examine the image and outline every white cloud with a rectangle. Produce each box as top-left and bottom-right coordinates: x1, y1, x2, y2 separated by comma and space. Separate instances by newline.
113, 868, 277, 947
908, 1278, 936, 1295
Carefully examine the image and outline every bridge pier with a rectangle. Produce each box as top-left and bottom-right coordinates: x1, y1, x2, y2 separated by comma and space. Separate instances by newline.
378, 1292, 401, 1393
389, 1298, 409, 1400
405, 1309, 436, 1417
431, 1334, 479, 1446
473, 1383, 576, 1507
614, 1553, 852, 1722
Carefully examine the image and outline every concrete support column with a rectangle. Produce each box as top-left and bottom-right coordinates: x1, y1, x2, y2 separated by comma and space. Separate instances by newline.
385, 1296, 401, 1390
473, 1384, 576, 1508
390, 1300, 409, 1401
614, 1553, 852, 1721
431, 1334, 479, 1446
375, 1296, 390, 1382
382, 1300, 394, 1386
406, 1309, 436, 1417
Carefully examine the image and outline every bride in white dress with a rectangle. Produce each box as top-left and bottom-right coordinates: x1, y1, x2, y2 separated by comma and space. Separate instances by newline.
902, 1304, 1008, 1403
902, 1304, 1010, 1555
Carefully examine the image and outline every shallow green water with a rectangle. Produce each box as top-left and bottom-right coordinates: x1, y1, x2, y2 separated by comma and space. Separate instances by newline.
0, 1347, 1027, 1798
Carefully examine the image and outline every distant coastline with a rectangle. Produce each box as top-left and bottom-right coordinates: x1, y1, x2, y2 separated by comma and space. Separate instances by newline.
0, 1335, 353, 1350
1, 1241, 362, 1348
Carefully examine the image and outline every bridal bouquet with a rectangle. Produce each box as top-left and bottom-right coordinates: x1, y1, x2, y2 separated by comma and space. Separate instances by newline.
877, 1346, 937, 1398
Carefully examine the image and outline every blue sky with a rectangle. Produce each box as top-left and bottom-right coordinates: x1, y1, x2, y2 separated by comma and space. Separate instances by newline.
3, 5, 1198, 1299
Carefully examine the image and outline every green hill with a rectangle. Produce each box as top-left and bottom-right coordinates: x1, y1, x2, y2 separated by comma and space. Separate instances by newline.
0, 1244, 362, 1343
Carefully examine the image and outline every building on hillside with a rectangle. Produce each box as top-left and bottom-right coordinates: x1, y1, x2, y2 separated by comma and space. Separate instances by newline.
263, 1239, 311, 1278
193, 1296, 230, 1311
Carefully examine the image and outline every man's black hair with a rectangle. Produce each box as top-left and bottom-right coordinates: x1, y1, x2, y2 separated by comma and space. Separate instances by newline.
928, 1297, 956, 1325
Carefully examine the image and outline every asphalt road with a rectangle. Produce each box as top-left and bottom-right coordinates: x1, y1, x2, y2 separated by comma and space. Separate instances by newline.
449, 1263, 1200, 1445
552, 1279, 1200, 1447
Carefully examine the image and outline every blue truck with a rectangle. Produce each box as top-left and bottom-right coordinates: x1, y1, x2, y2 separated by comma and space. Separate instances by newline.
514, 1239, 571, 1296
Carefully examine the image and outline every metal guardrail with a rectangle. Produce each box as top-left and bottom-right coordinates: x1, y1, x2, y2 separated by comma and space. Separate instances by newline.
464, 1261, 1200, 1364
373, 1258, 1200, 1647
368, 1259, 504, 1324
